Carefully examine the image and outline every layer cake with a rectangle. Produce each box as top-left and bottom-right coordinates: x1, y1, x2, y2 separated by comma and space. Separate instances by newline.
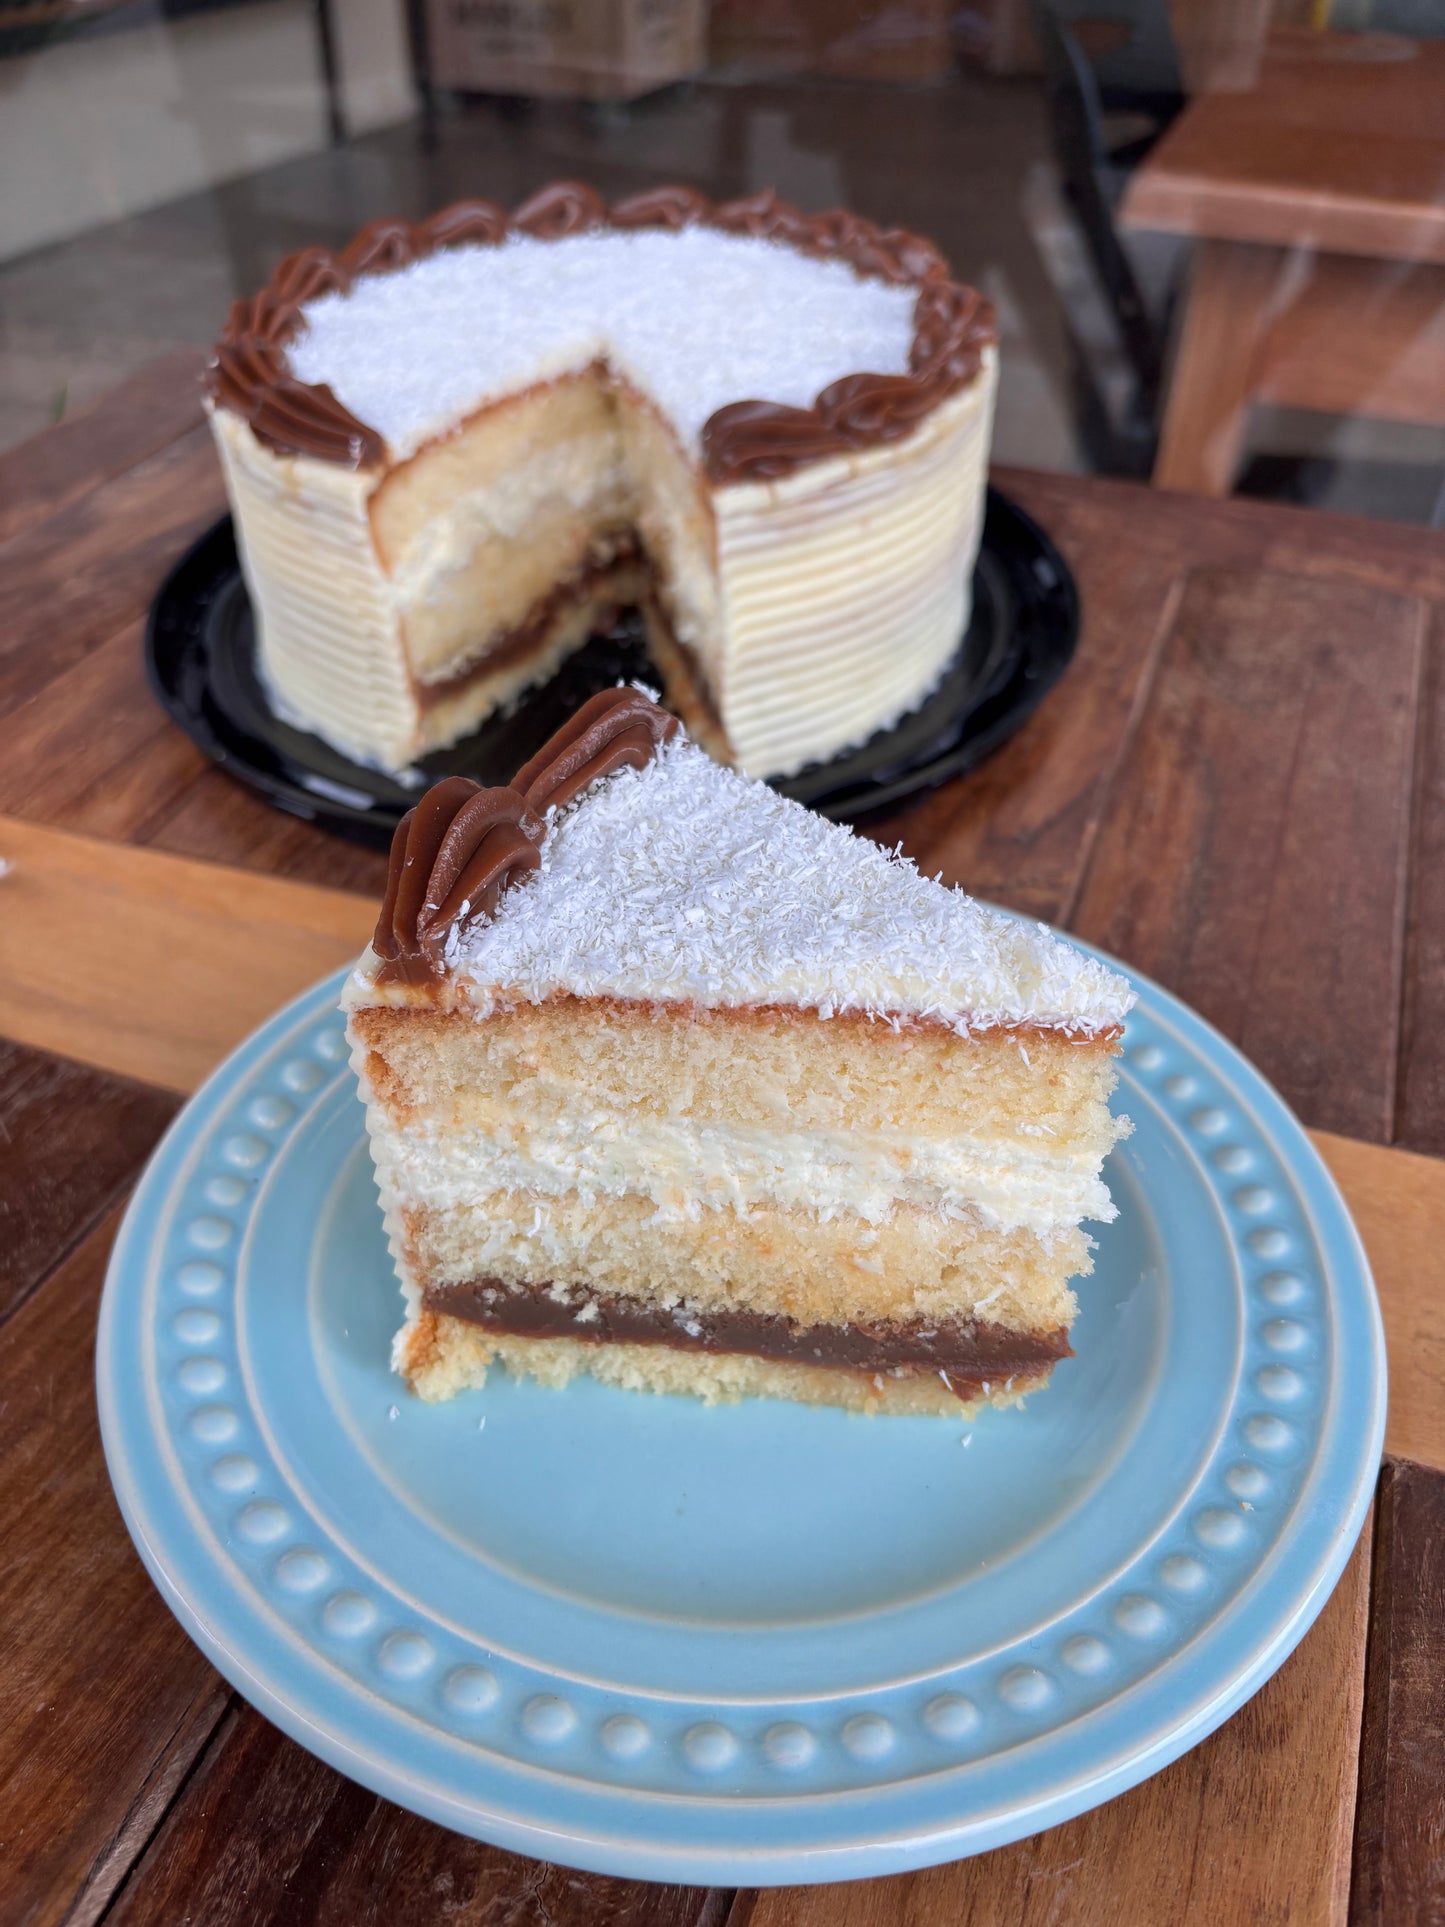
344, 688, 1134, 1418
207, 183, 997, 780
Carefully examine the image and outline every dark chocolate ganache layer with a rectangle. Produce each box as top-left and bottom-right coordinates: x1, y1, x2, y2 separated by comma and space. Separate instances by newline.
424, 1276, 1071, 1398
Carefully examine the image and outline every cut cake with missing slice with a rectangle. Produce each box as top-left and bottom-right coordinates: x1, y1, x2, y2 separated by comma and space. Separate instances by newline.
343, 688, 1135, 1418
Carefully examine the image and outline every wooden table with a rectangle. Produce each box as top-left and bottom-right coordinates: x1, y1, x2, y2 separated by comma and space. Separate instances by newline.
1122, 26, 1445, 497
3, 353, 1443, 1926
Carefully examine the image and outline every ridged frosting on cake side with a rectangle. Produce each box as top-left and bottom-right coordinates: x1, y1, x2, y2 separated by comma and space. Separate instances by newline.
351, 717, 1134, 1035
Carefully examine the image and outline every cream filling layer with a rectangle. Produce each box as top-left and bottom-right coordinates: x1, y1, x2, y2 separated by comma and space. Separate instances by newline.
386, 431, 632, 616
371, 1101, 1114, 1236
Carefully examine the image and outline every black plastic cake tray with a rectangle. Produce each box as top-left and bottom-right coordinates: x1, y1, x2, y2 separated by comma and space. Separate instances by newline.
146, 487, 1078, 845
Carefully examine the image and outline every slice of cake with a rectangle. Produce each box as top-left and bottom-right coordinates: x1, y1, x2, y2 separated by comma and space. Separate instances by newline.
344, 689, 1134, 1418
206, 182, 996, 782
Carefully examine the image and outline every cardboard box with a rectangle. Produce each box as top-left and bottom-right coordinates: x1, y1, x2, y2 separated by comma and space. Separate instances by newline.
709, 0, 953, 83
426, 0, 707, 100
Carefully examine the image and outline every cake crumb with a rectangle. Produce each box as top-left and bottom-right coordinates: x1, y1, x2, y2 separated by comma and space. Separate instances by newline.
387, 1403, 399, 1421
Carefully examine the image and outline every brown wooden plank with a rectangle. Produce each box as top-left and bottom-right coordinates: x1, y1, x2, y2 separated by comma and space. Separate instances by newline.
0, 1035, 176, 1325
0, 816, 375, 1092
742, 1521, 1371, 1927
0, 618, 208, 842
105, 1700, 727, 1927
1313, 1133, 1445, 1475
1396, 602, 1445, 1159
1070, 565, 1423, 1143
1349, 1459, 1445, 1926
0, 1210, 229, 1927
143, 767, 392, 897
1001, 465, 1445, 608
0, 425, 225, 728
0, 347, 208, 548
0, 602, 384, 892
5, 445, 1445, 927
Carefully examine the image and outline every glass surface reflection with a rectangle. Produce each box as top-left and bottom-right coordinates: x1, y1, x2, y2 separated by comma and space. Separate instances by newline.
2, 0, 1442, 521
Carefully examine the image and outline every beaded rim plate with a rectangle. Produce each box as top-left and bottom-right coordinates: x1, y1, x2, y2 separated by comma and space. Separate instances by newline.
97, 942, 1384, 1885
143, 487, 1078, 839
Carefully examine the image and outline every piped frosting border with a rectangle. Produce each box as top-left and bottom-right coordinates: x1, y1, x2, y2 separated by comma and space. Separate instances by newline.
206, 181, 997, 485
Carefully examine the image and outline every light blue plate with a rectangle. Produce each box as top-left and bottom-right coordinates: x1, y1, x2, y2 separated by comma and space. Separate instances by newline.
97, 948, 1385, 1885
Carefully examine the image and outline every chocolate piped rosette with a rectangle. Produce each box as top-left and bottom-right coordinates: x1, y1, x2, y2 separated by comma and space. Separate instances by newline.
204, 182, 997, 783
343, 690, 1134, 1418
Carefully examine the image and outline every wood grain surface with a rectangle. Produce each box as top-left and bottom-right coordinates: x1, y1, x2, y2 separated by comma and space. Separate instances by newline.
1249, 253, 1445, 431
3, 358, 1443, 1927
1070, 564, 1422, 1142
0, 347, 210, 549
105, 1704, 728, 1927
1314, 1134, 1445, 1476
1397, 600, 1445, 1161
0, 1036, 176, 1325
1135, 243, 1445, 497
0, 617, 209, 845
0, 427, 224, 729
0, 1207, 229, 1927
0, 816, 375, 1092
861, 483, 1186, 919
1349, 1460, 1445, 1925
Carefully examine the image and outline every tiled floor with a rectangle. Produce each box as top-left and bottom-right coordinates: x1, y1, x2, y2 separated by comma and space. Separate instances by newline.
3, 67, 1442, 521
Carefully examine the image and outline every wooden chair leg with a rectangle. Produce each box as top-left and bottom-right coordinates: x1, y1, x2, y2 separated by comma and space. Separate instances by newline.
1154, 238, 1284, 496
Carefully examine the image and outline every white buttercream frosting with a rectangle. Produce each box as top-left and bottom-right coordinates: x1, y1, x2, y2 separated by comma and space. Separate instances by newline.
286, 230, 919, 463
379, 733, 1134, 1033
376, 1111, 1117, 1237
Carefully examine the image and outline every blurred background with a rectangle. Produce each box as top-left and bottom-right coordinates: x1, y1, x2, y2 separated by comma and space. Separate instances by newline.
3, 0, 1444, 522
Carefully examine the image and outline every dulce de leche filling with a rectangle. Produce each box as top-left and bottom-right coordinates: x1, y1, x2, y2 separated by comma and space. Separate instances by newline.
424, 1275, 1071, 1400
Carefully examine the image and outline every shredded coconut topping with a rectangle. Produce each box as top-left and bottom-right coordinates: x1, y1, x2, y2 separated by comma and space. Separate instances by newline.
287, 229, 918, 461
447, 737, 1134, 1032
